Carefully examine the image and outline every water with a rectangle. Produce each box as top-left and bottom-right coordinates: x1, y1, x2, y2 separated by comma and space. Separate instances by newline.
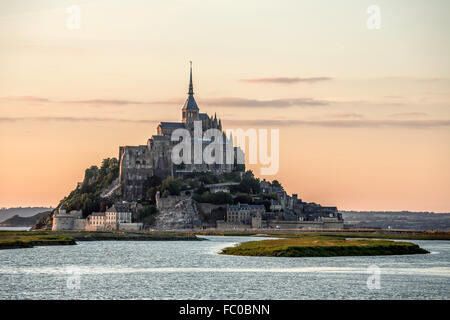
0, 236, 449, 299
0, 227, 31, 231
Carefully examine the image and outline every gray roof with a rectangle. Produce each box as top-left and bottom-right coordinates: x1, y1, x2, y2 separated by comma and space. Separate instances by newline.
199, 113, 209, 120
227, 203, 265, 211
107, 203, 131, 213
159, 122, 185, 129
151, 135, 170, 141
182, 95, 199, 111
90, 212, 105, 216
210, 185, 229, 189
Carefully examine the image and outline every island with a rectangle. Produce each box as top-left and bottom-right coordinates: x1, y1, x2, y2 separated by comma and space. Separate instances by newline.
220, 236, 429, 257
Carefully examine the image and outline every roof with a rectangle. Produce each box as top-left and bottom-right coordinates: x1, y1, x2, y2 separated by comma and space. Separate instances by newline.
199, 113, 209, 120
151, 135, 170, 141
182, 95, 199, 111
210, 185, 229, 189
107, 203, 131, 213
159, 122, 185, 129
227, 203, 265, 211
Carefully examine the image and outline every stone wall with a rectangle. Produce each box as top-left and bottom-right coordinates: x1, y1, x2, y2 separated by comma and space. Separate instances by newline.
118, 223, 143, 231
73, 218, 86, 230
52, 214, 74, 231
216, 220, 253, 230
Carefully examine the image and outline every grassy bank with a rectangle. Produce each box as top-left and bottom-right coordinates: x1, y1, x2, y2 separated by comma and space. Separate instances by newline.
220, 237, 429, 257
0, 230, 202, 249
0, 234, 76, 249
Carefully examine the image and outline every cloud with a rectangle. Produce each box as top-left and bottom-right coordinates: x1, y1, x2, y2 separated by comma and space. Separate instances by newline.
62, 99, 146, 105
225, 119, 450, 129
380, 77, 450, 82
198, 97, 329, 107
2, 117, 449, 129
0, 96, 52, 103
0, 96, 148, 106
240, 77, 333, 84
391, 112, 428, 118
0, 96, 330, 108
329, 113, 364, 119
0, 116, 159, 124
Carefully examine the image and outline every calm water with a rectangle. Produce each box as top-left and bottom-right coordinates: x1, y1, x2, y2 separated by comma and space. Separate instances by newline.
0, 236, 449, 299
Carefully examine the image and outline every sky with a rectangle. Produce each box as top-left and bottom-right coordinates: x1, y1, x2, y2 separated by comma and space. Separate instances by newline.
0, 0, 449, 212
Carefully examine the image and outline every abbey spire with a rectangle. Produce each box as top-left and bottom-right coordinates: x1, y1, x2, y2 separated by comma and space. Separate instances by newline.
188, 60, 194, 95
182, 61, 199, 124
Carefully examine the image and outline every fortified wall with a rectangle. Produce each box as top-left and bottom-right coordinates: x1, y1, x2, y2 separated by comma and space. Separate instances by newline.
52, 210, 85, 231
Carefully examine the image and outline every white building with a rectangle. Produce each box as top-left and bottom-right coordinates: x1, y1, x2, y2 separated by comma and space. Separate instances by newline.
105, 203, 143, 231
86, 212, 106, 231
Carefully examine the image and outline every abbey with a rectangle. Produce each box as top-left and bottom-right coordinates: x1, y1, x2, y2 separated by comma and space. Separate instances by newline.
119, 63, 239, 201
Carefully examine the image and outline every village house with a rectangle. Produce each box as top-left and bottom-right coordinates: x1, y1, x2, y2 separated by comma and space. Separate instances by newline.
86, 212, 106, 231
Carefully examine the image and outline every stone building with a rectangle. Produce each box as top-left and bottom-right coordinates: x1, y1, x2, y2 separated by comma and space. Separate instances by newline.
119, 62, 237, 201
105, 203, 132, 230
52, 205, 85, 231
86, 212, 106, 231
226, 203, 265, 225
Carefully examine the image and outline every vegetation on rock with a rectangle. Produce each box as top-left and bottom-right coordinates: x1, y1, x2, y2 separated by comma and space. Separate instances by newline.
136, 205, 159, 227
60, 158, 119, 217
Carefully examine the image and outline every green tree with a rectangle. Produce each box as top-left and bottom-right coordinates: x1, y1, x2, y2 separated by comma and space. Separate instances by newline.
142, 175, 162, 201
137, 205, 158, 227
237, 171, 261, 194
271, 180, 282, 188
161, 177, 182, 196
59, 157, 119, 217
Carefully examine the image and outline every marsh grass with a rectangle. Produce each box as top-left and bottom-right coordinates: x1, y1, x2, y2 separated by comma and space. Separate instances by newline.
220, 237, 429, 257
0, 230, 202, 249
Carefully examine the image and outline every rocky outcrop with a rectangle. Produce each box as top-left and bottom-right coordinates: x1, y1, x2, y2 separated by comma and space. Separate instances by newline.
154, 194, 200, 229
31, 211, 54, 230
100, 178, 121, 198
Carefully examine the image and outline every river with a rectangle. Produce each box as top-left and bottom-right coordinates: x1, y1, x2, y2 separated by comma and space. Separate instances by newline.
0, 236, 448, 299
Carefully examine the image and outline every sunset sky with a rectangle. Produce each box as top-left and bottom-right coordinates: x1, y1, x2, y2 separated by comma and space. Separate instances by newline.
0, 0, 449, 212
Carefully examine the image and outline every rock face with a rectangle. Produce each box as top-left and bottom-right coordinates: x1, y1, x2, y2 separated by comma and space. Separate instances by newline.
32, 211, 54, 230
100, 178, 121, 199
154, 193, 200, 230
